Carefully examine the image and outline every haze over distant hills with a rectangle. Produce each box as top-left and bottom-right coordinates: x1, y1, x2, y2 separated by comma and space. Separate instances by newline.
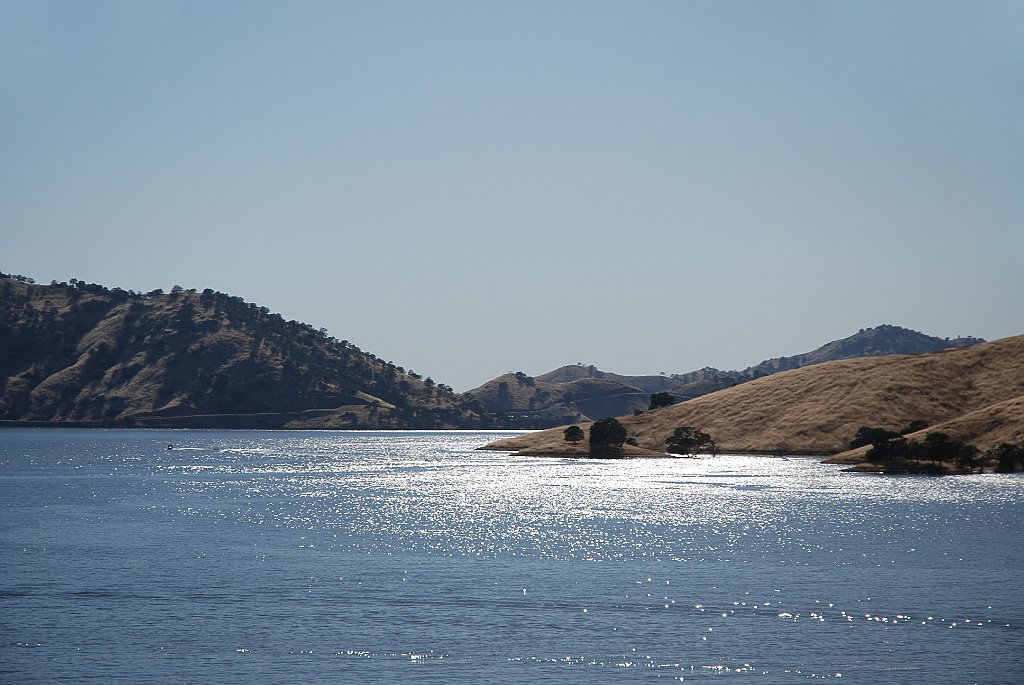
467, 325, 984, 425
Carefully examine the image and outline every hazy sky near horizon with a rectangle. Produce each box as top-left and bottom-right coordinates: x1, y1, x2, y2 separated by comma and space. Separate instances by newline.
3, 1, 1022, 390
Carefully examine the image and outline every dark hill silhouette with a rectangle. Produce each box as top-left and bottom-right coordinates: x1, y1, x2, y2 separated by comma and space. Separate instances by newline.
0, 274, 488, 429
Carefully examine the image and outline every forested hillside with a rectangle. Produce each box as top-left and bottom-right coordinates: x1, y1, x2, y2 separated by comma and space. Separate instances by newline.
0, 274, 489, 429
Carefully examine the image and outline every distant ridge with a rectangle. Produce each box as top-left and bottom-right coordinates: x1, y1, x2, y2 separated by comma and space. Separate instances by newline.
0, 272, 994, 435
484, 334, 1024, 466
745, 324, 982, 376
467, 325, 984, 425
0, 273, 489, 429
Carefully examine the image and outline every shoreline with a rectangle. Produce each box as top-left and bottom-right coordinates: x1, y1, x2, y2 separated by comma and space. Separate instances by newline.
478, 443, 832, 460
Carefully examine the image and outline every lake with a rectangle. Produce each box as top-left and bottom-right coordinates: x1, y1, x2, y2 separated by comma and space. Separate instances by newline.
1, 429, 1021, 683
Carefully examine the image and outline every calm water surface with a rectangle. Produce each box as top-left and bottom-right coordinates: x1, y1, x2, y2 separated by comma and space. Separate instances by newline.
1, 429, 1021, 683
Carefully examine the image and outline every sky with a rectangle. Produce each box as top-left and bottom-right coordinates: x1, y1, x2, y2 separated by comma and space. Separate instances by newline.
2, 1, 1022, 391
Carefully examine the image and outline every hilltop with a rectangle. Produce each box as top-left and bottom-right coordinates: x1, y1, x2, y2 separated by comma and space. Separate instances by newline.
461, 372, 651, 428
0, 274, 489, 429
483, 334, 1024, 470
467, 325, 984, 425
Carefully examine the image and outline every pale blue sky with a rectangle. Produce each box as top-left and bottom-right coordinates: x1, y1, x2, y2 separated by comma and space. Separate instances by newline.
3, 1, 1022, 390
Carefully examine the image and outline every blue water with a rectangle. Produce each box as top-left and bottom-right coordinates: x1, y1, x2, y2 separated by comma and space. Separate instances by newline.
1, 429, 1021, 683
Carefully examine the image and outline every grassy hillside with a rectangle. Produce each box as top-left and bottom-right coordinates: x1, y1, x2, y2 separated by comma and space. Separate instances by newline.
0, 275, 488, 429
536, 365, 679, 393
464, 371, 652, 425
470, 326, 984, 424
743, 324, 982, 377
484, 334, 1024, 469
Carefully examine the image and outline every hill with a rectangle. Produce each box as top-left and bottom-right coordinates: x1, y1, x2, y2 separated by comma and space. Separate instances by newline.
468, 325, 984, 424
743, 324, 982, 377
535, 365, 679, 392
464, 371, 651, 427
483, 334, 1024, 470
0, 274, 489, 429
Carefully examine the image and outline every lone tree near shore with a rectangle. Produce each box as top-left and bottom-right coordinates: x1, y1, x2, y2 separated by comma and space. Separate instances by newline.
666, 426, 716, 456
589, 418, 627, 457
563, 425, 585, 445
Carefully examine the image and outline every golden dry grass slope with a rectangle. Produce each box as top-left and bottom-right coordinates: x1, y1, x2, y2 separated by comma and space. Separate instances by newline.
468, 325, 983, 427
484, 334, 1024, 460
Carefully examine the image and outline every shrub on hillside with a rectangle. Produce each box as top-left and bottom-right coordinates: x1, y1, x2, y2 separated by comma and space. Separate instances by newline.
563, 425, 584, 445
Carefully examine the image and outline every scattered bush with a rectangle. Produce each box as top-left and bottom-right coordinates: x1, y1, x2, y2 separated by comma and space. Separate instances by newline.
563, 425, 584, 445
901, 419, 929, 435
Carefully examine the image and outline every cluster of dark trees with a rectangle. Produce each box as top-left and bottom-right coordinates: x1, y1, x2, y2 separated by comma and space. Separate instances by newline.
853, 424, 1024, 473
989, 443, 1024, 473
864, 432, 978, 472
849, 420, 928, 449
562, 418, 718, 459
561, 418, 629, 457
512, 371, 535, 387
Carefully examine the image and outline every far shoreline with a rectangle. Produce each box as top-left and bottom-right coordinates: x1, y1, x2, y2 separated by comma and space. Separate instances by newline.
477, 443, 832, 461
477, 441, 997, 474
